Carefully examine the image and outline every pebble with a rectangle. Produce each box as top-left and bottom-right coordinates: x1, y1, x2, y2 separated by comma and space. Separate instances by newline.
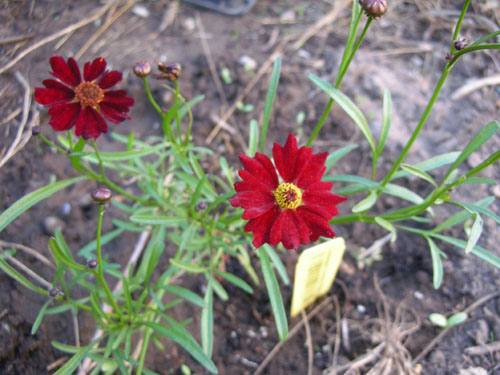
43, 216, 65, 235
132, 5, 149, 18
491, 184, 500, 198
240, 357, 258, 369
259, 326, 268, 338
76, 193, 93, 208
467, 153, 483, 169
356, 304, 366, 314
182, 17, 196, 31
59, 202, 71, 217
280, 9, 296, 22
459, 367, 488, 375
474, 319, 489, 345
429, 349, 446, 365
414, 291, 424, 300
246, 329, 257, 339
238, 55, 257, 71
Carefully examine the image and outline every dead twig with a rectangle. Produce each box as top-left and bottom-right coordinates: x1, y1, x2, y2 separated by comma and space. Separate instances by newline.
451, 74, 500, 101
253, 296, 333, 375
301, 310, 314, 375
75, 0, 136, 60
413, 291, 500, 364
47, 356, 69, 371
0, 247, 52, 290
0, 240, 55, 269
465, 340, 500, 356
0, 33, 35, 45
157, 0, 179, 34
0, 2, 116, 74
0, 108, 22, 127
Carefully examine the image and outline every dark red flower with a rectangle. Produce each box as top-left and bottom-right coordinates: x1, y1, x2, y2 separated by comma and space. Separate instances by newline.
34, 56, 134, 140
230, 134, 347, 250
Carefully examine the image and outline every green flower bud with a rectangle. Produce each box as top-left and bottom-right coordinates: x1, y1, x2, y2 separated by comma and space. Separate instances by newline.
359, 0, 388, 18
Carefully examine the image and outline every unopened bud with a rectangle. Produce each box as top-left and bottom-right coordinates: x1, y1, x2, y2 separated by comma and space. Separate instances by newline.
454, 38, 466, 51
196, 202, 208, 211
88, 258, 98, 269
49, 288, 59, 297
91, 187, 112, 204
155, 62, 181, 81
133, 61, 152, 77
359, 0, 387, 18
32, 126, 41, 136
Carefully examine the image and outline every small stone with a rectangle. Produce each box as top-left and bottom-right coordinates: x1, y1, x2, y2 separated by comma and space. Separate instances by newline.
467, 153, 483, 169
43, 216, 65, 235
280, 9, 296, 22
132, 5, 149, 18
238, 55, 257, 71
429, 349, 446, 365
259, 326, 268, 338
491, 184, 500, 199
246, 329, 257, 339
414, 291, 424, 300
356, 304, 367, 314
459, 367, 488, 375
475, 319, 489, 345
182, 17, 196, 31
59, 202, 71, 217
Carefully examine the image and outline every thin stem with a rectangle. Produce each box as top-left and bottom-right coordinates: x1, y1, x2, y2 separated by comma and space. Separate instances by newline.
136, 328, 152, 375
91, 139, 105, 178
449, 44, 500, 66
450, 0, 471, 54
380, 66, 452, 188
39, 133, 68, 155
471, 30, 500, 47
306, 17, 372, 147
67, 130, 73, 150
174, 81, 182, 141
95, 204, 122, 319
143, 77, 163, 116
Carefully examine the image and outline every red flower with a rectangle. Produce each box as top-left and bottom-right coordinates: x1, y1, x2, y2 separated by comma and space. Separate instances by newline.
230, 134, 347, 250
34, 56, 134, 140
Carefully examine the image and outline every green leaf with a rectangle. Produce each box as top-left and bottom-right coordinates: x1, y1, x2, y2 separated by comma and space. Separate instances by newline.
89, 144, 168, 162
48, 238, 87, 272
201, 277, 214, 357
461, 177, 497, 185
260, 57, 281, 153
391, 152, 460, 180
248, 119, 259, 157
430, 233, 500, 269
384, 183, 424, 205
31, 300, 52, 335
144, 322, 217, 374
211, 277, 228, 301
258, 247, 288, 341
262, 244, 290, 285
53, 342, 96, 375
323, 174, 380, 188
464, 213, 483, 254
130, 215, 185, 226
169, 259, 207, 273
442, 121, 499, 183
308, 74, 376, 154
429, 313, 447, 328
0, 176, 84, 233
352, 191, 377, 213
214, 271, 253, 294
175, 171, 216, 200
432, 197, 494, 233
325, 145, 358, 173
0, 257, 47, 295
401, 164, 437, 187
447, 312, 468, 327
374, 217, 397, 242
425, 236, 444, 289
160, 285, 205, 308
375, 88, 392, 159
219, 157, 234, 188
458, 201, 500, 226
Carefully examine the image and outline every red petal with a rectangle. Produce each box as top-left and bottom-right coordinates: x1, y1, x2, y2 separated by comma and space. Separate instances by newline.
239, 153, 278, 189
83, 57, 107, 82
102, 90, 135, 110
303, 189, 347, 216
235, 171, 273, 192
245, 205, 280, 248
297, 206, 335, 242
293, 146, 312, 181
34, 85, 74, 106
75, 107, 107, 140
280, 210, 301, 250
290, 210, 310, 246
296, 152, 328, 189
99, 102, 131, 124
47, 102, 81, 131
272, 134, 298, 182
49, 56, 81, 87
98, 70, 122, 89
229, 191, 274, 219
269, 211, 284, 246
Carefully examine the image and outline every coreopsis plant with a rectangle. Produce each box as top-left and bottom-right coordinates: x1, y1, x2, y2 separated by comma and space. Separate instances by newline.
0, 1, 498, 374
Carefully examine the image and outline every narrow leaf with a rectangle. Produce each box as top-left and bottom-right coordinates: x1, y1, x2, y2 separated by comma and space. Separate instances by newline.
130, 215, 185, 226
464, 213, 483, 254
31, 300, 52, 335
425, 236, 444, 289
447, 312, 468, 327
214, 271, 253, 294
263, 244, 290, 285
375, 88, 391, 158
259, 247, 288, 341
401, 164, 437, 187
248, 119, 259, 157
352, 191, 377, 213
325, 145, 358, 172
201, 277, 214, 357
260, 57, 281, 153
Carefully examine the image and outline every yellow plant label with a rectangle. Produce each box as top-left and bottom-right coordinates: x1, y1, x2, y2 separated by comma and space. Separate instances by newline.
290, 237, 346, 317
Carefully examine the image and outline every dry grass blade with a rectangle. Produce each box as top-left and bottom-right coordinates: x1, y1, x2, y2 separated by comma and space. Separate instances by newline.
301, 310, 314, 375
0, 1, 116, 74
0, 240, 55, 269
451, 74, 500, 101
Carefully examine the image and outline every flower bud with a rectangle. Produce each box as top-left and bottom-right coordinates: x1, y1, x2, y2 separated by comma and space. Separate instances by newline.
49, 288, 59, 297
32, 126, 41, 136
359, 0, 387, 18
87, 258, 98, 269
155, 62, 181, 82
196, 202, 208, 211
91, 187, 112, 204
133, 61, 152, 77
454, 38, 466, 51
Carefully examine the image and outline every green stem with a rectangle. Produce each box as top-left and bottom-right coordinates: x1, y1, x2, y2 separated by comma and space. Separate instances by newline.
66, 130, 73, 150
380, 66, 452, 188
471, 30, 500, 47
306, 17, 372, 147
330, 213, 375, 225
174, 81, 182, 141
136, 328, 152, 375
449, 44, 500, 66
96, 204, 123, 319
91, 139, 105, 178
143, 77, 163, 116
450, 0, 471, 55
39, 134, 68, 155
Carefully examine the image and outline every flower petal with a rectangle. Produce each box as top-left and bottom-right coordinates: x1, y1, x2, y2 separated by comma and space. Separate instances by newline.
297, 206, 335, 242
239, 153, 279, 189
102, 90, 135, 111
47, 102, 81, 131
273, 134, 298, 182
34, 81, 75, 106
83, 57, 107, 82
235, 170, 275, 192
75, 107, 107, 140
99, 103, 131, 124
229, 191, 275, 220
281, 210, 301, 250
269, 211, 284, 247
49, 56, 81, 87
98, 70, 122, 89
245, 205, 280, 248
296, 152, 328, 189
303, 185, 347, 216
290, 210, 310, 246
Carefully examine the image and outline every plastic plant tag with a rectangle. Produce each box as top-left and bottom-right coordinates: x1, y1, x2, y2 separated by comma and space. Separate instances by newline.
290, 237, 346, 318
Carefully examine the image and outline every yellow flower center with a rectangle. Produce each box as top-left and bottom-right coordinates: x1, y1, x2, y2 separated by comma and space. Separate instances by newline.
74, 81, 104, 107
274, 183, 302, 210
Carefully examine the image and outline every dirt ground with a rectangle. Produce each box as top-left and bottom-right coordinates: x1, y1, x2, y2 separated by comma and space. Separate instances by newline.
1, 0, 500, 374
